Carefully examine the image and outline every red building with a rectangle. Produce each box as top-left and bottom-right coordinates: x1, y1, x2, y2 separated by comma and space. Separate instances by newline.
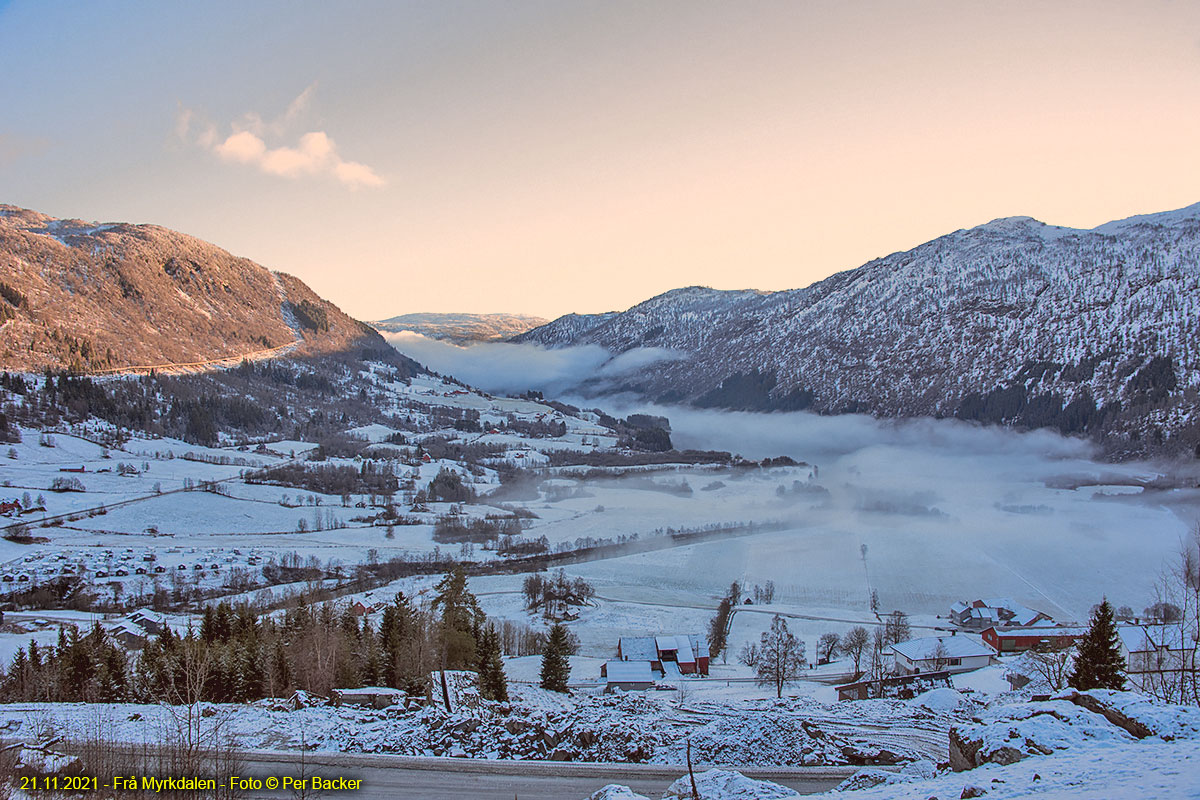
616, 634, 709, 677
981, 624, 1087, 654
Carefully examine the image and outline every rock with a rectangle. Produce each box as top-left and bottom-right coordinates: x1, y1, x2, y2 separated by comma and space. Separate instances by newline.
550, 747, 574, 761
1059, 691, 1153, 739
833, 769, 914, 792
988, 746, 1025, 766
449, 717, 480, 734
576, 729, 597, 748
663, 769, 800, 799
505, 719, 528, 735
961, 786, 987, 798
949, 727, 983, 772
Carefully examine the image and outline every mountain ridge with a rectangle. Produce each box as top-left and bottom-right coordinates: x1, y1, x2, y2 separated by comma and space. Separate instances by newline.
0, 204, 397, 374
516, 201, 1200, 454
371, 312, 548, 344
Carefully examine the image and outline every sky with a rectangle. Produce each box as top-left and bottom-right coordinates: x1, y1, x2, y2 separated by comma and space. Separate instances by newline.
2, 1, 1200, 322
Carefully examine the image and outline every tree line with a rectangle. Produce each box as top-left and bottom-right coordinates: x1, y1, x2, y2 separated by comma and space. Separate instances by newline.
0, 567, 544, 705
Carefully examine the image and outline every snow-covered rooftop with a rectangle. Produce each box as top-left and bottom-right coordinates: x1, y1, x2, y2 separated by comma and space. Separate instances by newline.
618, 636, 658, 661
605, 660, 654, 683
892, 635, 993, 661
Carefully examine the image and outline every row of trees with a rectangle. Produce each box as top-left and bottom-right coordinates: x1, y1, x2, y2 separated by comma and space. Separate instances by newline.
0, 567, 530, 705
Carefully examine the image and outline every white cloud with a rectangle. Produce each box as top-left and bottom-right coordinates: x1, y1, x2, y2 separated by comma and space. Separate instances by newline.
215, 130, 266, 164
177, 85, 384, 190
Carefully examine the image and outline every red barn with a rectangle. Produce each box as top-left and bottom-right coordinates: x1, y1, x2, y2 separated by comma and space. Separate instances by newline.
981, 624, 1088, 654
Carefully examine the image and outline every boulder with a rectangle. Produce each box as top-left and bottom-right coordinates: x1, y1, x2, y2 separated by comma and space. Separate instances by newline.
1058, 691, 1152, 739
949, 727, 983, 772
833, 769, 915, 792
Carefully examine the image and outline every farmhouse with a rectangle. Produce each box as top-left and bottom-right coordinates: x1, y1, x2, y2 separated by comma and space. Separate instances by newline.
950, 598, 1053, 630
891, 635, 994, 676
615, 633, 709, 677
981, 624, 1088, 654
1118, 624, 1197, 692
601, 660, 656, 693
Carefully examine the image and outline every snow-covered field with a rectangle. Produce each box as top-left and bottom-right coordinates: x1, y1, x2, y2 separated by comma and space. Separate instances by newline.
2, 371, 1194, 675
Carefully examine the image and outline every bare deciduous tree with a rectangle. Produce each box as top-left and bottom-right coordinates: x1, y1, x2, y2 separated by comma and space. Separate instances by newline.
1020, 641, 1074, 691
842, 626, 870, 678
754, 615, 806, 698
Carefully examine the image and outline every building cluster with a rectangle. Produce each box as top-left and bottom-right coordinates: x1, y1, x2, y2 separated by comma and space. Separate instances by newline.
601, 633, 709, 692
835, 597, 1195, 700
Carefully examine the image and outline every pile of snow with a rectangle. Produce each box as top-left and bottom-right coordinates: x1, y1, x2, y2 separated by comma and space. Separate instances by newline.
1071, 689, 1200, 740
12, 745, 79, 773
915, 687, 968, 713
589, 786, 650, 800
662, 769, 799, 799
950, 690, 1200, 771
655, 710, 910, 767
815, 737, 1200, 799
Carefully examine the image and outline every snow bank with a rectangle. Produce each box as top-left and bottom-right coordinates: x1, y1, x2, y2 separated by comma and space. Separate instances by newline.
915, 687, 966, 712
950, 690, 1200, 772
588, 786, 650, 800
662, 769, 799, 799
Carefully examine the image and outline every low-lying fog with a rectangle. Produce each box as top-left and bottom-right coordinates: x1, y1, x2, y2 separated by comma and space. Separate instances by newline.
391, 335, 1199, 621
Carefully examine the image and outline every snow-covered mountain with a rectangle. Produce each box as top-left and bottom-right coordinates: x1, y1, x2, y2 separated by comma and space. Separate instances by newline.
371, 312, 548, 344
0, 205, 395, 373
516, 203, 1200, 452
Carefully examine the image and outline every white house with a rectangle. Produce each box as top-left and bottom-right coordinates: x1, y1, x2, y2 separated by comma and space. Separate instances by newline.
1118, 624, 1197, 692
601, 660, 656, 693
891, 635, 994, 676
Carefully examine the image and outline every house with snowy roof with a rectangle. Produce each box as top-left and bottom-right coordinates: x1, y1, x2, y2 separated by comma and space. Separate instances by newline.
601, 660, 656, 692
950, 598, 1053, 630
612, 633, 709, 677
1118, 624, 1196, 691
891, 635, 994, 676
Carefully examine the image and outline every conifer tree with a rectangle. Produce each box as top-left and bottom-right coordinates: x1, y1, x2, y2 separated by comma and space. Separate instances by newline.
1069, 598, 1126, 691
539, 623, 571, 693
271, 641, 292, 695
432, 566, 484, 670
477, 624, 508, 701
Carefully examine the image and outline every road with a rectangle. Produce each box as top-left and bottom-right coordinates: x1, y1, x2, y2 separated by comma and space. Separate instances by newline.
232, 750, 860, 799
89, 339, 301, 376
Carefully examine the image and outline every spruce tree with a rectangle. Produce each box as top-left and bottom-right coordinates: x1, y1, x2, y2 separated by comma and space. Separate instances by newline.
272, 641, 292, 695
1069, 598, 1126, 691
539, 623, 571, 693
432, 566, 484, 670
477, 625, 508, 701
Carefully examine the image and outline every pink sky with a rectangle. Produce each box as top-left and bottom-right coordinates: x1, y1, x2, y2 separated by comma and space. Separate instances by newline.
2, 1, 1199, 320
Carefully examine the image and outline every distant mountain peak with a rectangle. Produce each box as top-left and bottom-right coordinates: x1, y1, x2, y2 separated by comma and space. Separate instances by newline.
517, 199, 1200, 455
372, 312, 549, 344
